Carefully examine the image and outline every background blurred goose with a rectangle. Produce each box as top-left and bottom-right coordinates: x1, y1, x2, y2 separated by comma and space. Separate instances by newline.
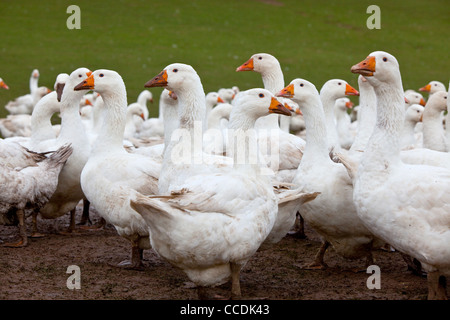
419, 80, 447, 96
421, 90, 448, 152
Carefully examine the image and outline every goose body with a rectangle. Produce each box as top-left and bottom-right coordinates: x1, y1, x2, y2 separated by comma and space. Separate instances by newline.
421, 91, 448, 152
134, 64, 293, 298
0, 144, 72, 246
351, 51, 450, 300
29, 68, 92, 232
277, 79, 379, 267
75, 69, 160, 269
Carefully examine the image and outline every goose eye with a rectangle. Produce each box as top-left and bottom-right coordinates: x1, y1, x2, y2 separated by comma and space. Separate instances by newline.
383, 57, 388, 62
338, 82, 342, 85
173, 69, 178, 73
78, 74, 82, 77
258, 93, 264, 98
300, 83, 304, 87
99, 73, 104, 77
258, 57, 262, 60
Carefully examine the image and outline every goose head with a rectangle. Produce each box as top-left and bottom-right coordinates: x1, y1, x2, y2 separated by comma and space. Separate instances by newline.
54, 73, 70, 102
419, 81, 446, 95
351, 51, 401, 88
0, 78, 9, 90
425, 90, 447, 112
320, 79, 359, 100
405, 91, 426, 107
74, 69, 124, 97
335, 97, 354, 112
236, 53, 281, 74
144, 63, 202, 94
127, 104, 146, 121
60, 68, 92, 101
233, 88, 291, 120
405, 104, 424, 123
206, 92, 225, 106
32, 69, 40, 79
217, 88, 235, 102
276, 78, 320, 106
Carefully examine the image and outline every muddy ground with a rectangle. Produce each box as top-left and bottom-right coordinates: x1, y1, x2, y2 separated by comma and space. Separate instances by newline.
0, 201, 444, 303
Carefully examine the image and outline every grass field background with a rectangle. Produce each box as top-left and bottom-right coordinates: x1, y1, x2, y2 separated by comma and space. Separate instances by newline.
0, 0, 448, 119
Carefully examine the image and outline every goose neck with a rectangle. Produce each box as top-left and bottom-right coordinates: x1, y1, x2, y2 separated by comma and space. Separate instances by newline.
364, 81, 404, 168
93, 89, 128, 153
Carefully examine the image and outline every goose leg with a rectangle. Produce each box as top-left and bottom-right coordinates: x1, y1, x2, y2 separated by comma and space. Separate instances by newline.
230, 262, 242, 299
116, 239, 144, 270
30, 211, 45, 238
3, 209, 27, 247
427, 271, 447, 300
77, 199, 91, 226
304, 241, 329, 270
287, 212, 307, 239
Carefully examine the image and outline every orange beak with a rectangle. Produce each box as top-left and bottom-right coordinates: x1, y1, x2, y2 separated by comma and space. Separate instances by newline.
74, 73, 95, 91
236, 58, 254, 72
217, 96, 225, 103
0, 80, 9, 90
85, 99, 93, 106
345, 101, 354, 109
419, 98, 426, 106
351, 56, 376, 77
404, 97, 410, 104
145, 70, 168, 88
345, 83, 359, 96
269, 97, 292, 116
295, 108, 303, 115
419, 84, 431, 92
276, 84, 294, 98
284, 103, 294, 111
140, 113, 145, 120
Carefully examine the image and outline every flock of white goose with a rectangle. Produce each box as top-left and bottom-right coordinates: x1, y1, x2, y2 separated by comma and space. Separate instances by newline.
0, 51, 449, 300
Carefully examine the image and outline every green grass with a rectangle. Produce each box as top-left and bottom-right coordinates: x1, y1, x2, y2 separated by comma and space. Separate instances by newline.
0, 0, 448, 119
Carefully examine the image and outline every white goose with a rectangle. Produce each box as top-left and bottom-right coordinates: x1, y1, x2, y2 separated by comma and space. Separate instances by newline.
30, 68, 92, 235
205, 91, 225, 119
0, 144, 72, 247
421, 90, 448, 152
3, 73, 69, 148
351, 51, 450, 300
74, 69, 161, 269
133, 66, 287, 298
334, 97, 355, 150
400, 104, 424, 150
5, 69, 50, 115
277, 78, 380, 269
203, 102, 232, 156
123, 103, 146, 141
419, 80, 447, 97
236, 53, 305, 176
319, 79, 360, 152
404, 90, 426, 109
